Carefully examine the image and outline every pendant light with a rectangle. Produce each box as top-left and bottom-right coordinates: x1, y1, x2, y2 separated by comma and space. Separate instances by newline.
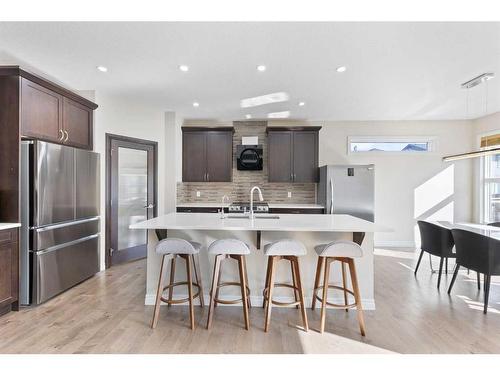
443, 73, 496, 162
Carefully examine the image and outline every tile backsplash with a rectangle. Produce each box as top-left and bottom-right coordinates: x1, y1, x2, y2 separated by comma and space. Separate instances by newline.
177, 121, 316, 204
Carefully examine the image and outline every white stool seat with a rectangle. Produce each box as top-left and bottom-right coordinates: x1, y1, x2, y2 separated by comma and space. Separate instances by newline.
155, 238, 202, 255
314, 240, 363, 258
208, 239, 251, 255
264, 240, 307, 256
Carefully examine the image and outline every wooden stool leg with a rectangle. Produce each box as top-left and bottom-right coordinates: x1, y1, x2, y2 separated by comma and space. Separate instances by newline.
311, 256, 324, 310
341, 261, 349, 311
186, 255, 195, 330
262, 257, 272, 308
291, 259, 300, 309
214, 260, 224, 308
238, 256, 250, 330
348, 258, 366, 336
192, 254, 205, 307
167, 255, 176, 307
264, 256, 277, 332
206, 255, 222, 329
151, 255, 167, 328
243, 257, 252, 308
319, 257, 331, 333
292, 257, 308, 332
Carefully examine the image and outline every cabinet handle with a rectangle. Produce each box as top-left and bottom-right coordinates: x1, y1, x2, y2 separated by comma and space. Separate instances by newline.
58, 129, 64, 141
207, 172, 209, 182
64, 130, 69, 142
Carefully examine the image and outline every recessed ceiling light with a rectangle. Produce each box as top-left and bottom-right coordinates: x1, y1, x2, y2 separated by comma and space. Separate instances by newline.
240, 92, 289, 108
193, 102, 199, 107
257, 65, 266, 72
268, 111, 290, 119
298, 102, 305, 106
336, 66, 347, 73
245, 114, 252, 119
179, 65, 189, 72
96, 66, 108, 72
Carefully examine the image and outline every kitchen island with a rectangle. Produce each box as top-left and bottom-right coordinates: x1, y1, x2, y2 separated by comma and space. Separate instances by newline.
130, 213, 389, 309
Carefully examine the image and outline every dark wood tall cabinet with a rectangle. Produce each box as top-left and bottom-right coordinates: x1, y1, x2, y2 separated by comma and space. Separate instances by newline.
267, 126, 321, 183
182, 127, 234, 182
0, 228, 19, 316
0, 66, 98, 316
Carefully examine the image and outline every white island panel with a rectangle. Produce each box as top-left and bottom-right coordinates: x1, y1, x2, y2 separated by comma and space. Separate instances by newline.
131, 213, 388, 310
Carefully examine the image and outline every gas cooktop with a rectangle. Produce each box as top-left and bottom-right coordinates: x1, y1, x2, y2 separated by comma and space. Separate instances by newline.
228, 202, 269, 213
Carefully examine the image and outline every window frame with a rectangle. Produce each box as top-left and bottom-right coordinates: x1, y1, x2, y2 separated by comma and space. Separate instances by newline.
479, 129, 500, 223
347, 135, 437, 155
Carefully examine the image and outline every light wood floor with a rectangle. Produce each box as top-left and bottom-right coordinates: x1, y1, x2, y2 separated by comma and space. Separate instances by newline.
1, 248, 499, 354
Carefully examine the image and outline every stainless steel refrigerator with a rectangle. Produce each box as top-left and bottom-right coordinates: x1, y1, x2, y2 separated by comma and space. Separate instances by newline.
20, 140, 100, 305
317, 165, 375, 222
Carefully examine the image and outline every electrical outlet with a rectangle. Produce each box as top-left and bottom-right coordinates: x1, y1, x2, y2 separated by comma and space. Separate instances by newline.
196, 191, 201, 197
287, 191, 292, 198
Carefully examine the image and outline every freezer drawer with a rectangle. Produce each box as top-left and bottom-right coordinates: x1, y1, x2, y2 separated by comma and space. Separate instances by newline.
32, 235, 99, 304
31, 217, 99, 251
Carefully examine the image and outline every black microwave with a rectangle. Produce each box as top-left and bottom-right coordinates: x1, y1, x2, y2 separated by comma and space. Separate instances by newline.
237, 144, 263, 170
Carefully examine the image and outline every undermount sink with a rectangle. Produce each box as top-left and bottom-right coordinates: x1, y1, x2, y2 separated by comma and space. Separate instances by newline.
225, 214, 280, 220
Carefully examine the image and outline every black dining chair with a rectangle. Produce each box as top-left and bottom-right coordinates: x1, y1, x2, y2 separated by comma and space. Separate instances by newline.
449, 228, 500, 314
415, 221, 455, 288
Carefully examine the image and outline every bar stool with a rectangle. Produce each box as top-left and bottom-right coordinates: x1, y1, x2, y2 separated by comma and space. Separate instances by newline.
262, 239, 308, 332
206, 239, 252, 330
312, 240, 366, 336
151, 238, 205, 330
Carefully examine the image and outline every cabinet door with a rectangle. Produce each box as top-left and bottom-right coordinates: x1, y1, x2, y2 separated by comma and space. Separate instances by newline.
292, 131, 318, 182
0, 230, 18, 308
268, 131, 293, 182
63, 97, 93, 149
182, 132, 207, 182
206, 131, 232, 182
20, 78, 62, 143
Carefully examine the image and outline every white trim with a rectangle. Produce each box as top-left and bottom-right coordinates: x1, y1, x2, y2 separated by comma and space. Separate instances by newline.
374, 240, 415, 248
347, 135, 437, 155
144, 293, 376, 310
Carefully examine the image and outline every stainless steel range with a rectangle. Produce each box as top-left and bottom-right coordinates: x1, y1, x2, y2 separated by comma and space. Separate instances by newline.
228, 202, 269, 214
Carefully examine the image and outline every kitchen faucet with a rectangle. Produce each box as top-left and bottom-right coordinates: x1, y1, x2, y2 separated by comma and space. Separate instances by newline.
250, 186, 264, 220
220, 195, 230, 219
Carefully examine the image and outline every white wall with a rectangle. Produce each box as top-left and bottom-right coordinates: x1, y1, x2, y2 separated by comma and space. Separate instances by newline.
93, 94, 171, 270
310, 120, 474, 247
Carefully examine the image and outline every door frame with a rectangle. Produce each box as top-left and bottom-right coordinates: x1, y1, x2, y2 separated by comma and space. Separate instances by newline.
105, 133, 158, 269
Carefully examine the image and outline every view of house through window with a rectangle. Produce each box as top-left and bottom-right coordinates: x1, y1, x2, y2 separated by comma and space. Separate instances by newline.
348, 137, 433, 153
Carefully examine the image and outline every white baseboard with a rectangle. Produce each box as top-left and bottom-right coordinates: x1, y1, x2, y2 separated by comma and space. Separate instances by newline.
374, 240, 415, 248
144, 293, 375, 310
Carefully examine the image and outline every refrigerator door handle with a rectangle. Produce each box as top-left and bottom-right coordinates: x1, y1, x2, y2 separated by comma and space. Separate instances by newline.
330, 178, 334, 214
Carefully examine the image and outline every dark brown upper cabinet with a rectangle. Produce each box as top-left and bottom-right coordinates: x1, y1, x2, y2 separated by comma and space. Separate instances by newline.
62, 97, 93, 149
182, 127, 234, 182
267, 126, 321, 183
21, 78, 63, 143
13, 68, 98, 150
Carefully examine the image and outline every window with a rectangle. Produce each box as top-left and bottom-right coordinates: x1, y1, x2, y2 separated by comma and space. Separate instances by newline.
348, 136, 434, 154
481, 133, 500, 223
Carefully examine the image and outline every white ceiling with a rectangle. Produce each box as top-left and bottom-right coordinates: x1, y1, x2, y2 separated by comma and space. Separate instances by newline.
0, 22, 499, 121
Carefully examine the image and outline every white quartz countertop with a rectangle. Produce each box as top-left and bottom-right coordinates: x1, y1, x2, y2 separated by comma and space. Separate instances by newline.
176, 202, 325, 209
0, 223, 21, 230
130, 213, 389, 233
